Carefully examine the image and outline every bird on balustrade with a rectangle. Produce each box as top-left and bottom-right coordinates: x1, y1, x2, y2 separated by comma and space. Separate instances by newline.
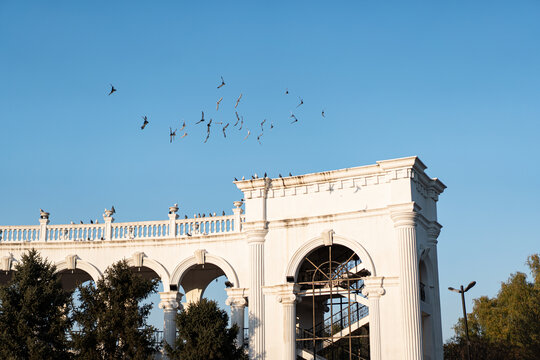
222, 210, 225, 216
108, 84, 116, 95
90, 220, 93, 224
80, 221, 83, 224
141, 116, 149, 130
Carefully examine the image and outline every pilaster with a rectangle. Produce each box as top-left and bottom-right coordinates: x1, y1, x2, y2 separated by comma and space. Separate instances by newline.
389, 203, 423, 360
428, 222, 443, 360
244, 222, 268, 359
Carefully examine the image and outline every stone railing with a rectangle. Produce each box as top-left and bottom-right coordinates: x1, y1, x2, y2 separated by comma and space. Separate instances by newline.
0, 214, 245, 243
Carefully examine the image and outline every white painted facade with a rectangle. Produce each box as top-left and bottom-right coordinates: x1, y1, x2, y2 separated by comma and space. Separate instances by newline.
0, 156, 445, 360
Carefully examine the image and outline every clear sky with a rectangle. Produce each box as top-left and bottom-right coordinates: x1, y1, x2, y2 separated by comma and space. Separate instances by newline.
1, 1, 539, 341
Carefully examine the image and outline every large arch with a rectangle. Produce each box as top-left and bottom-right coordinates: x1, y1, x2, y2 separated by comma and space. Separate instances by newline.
125, 254, 170, 290
285, 233, 376, 281
55, 256, 102, 282
170, 252, 240, 289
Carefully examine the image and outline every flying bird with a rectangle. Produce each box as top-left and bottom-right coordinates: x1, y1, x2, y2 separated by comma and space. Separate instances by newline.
270, 122, 274, 129
235, 93, 242, 108
290, 114, 298, 124
239, 117, 244, 130
222, 123, 229, 138
181, 132, 188, 138
108, 84, 116, 96
296, 97, 304, 108
260, 119, 266, 131
234, 112, 240, 127
244, 130, 251, 140
257, 133, 263, 145
285, 88, 289, 95
217, 76, 225, 89
179, 121, 186, 131
196, 111, 205, 124
216, 97, 223, 111
322, 110, 325, 118
111, 206, 116, 214
141, 116, 149, 129
170, 127, 177, 143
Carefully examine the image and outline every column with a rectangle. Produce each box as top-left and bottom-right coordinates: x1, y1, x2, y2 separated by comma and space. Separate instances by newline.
246, 227, 267, 359
277, 284, 300, 360
391, 206, 423, 360
226, 290, 248, 346
362, 277, 385, 360
428, 222, 444, 360
159, 291, 182, 349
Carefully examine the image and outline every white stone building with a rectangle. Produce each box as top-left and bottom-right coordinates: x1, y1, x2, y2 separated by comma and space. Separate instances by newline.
0, 156, 445, 360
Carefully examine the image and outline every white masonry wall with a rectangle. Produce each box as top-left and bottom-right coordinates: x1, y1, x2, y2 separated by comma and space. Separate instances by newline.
0, 156, 445, 360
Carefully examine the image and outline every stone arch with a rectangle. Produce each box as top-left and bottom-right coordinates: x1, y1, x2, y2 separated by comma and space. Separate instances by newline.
55, 256, 102, 290
170, 252, 240, 289
55, 257, 102, 282
285, 233, 376, 281
125, 254, 170, 291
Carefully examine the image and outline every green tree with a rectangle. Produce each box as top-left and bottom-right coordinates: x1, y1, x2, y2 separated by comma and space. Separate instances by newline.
71, 259, 158, 359
0, 249, 73, 360
444, 254, 540, 360
166, 298, 247, 360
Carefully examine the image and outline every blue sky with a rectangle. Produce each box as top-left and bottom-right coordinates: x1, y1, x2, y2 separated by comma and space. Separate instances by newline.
1, 1, 539, 340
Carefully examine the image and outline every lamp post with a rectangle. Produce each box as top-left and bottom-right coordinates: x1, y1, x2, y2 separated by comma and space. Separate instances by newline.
448, 281, 476, 360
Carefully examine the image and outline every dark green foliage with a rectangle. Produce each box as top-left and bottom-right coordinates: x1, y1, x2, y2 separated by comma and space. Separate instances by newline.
71, 260, 158, 360
0, 249, 72, 360
444, 254, 540, 360
166, 298, 247, 360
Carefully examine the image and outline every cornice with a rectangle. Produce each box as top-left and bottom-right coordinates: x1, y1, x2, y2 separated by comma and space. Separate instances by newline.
234, 156, 445, 201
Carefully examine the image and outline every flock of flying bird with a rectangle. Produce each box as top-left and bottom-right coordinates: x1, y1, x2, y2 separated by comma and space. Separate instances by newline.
108, 76, 325, 145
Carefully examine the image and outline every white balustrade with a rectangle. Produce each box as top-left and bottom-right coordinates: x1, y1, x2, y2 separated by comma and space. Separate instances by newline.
0, 214, 245, 243
0, 226, 40, 242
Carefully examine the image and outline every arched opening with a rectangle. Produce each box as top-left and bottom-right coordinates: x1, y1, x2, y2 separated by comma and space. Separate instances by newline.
175, 260, 247, 347
57, 269, 93, 291
0, 270, 14, 285
127, 265, 165, 350
295, 244, 370, 360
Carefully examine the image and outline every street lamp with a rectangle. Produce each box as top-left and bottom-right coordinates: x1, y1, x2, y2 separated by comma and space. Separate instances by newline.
448, 281, 476, 360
